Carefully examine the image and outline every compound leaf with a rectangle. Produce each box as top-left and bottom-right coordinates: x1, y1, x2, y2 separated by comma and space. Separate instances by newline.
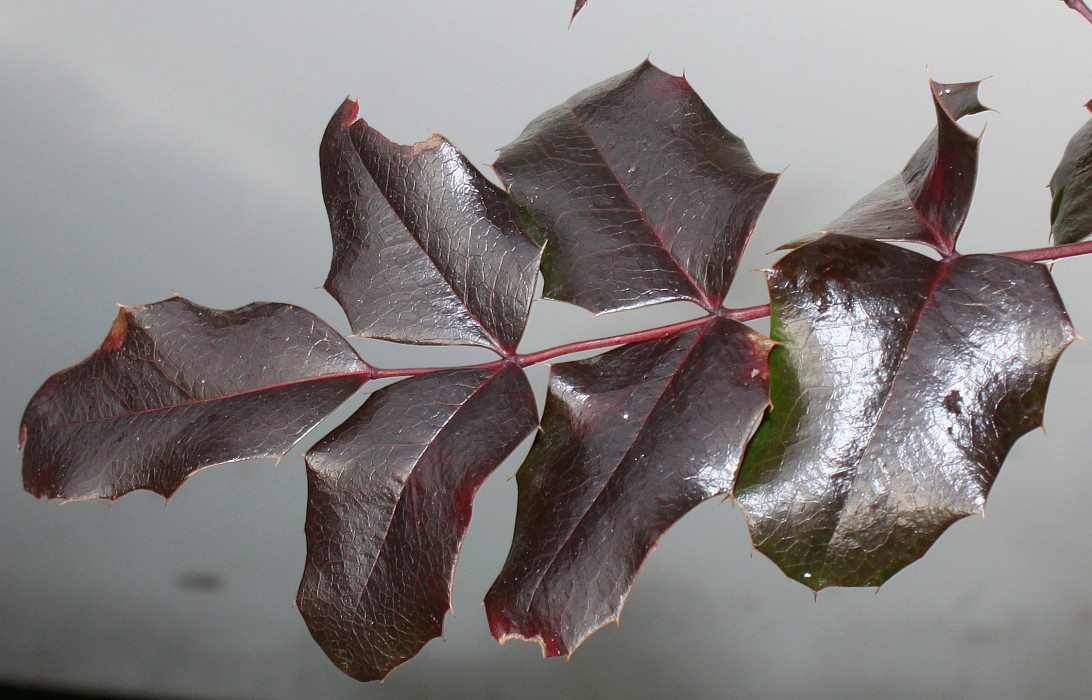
1049, 104, 1092, 245
298, 364, 537, 682
321, 99, 540, 354
802, 79, 987, 255
495, 60, 778, 314
734, 235, 1074, 589
485, 316, 773, 656
20, 297, 369, 501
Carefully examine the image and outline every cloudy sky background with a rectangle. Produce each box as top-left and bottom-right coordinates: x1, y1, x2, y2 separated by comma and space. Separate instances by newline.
3, 2, 1092, 698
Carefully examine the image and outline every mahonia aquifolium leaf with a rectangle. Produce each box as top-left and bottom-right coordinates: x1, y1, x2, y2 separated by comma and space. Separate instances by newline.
734, 234, 1074, 590
20, 297, 369, 501
494, 60, 779, 314
785, 79, 988, 254
298, 365, 537, 682
321, 99, 541, 354
1049, 101, 1092, 245
485, 317, 773, 656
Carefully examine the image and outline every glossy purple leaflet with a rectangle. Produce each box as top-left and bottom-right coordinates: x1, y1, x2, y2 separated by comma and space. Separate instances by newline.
298, 365, 537, 682
20, 297, 369, 501
486, 316, 772, 656
321, 99, 540, 354
803, 80, 987, 255
1049, 103, 1092, 245
734, 235, 1074, 589
494, 60, 779, 314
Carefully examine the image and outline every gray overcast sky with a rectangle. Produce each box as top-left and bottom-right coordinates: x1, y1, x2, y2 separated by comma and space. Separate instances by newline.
3, 2, 1092, 698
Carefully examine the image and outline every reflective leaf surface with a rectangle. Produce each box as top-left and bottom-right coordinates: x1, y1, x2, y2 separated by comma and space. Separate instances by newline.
485, 317, 773, 656
1049, 107, 1092, 245
735, 235, 1074, 589
298, 365, 537, 682
321, 99, 540, 353
807, 80, 986, 254
20, 297, 369, 501
495, 60, 778, 314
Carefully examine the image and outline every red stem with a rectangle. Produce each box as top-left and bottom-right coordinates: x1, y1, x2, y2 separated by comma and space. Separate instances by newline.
368, 303, 771, 378
513, 315, 711, 367
365, 238, 1092, 380
997, 239, 1092, 262
1062, 0, 1092, 24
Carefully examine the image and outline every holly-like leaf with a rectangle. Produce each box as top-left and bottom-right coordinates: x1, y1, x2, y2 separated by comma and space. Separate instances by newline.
321, 99, 541, 354
734, 235, 1074, 589
1048, 104, 1092, 245
803, 79, 987, 255
494, 60, 779, 314
297, 364, 537, 682
20, 297, 369, 501
485, 316, 773, 656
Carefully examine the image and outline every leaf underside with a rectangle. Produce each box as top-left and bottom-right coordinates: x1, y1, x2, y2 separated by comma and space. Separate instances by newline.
734, 234, 1074, 590
20, 297, 369, 501
321, 99, 541, 354
796, 80, 987, 255
298, 365, 538, 682
485, 316, 773, 656
1049, 113, 1092, 245
495, 60, 779, 314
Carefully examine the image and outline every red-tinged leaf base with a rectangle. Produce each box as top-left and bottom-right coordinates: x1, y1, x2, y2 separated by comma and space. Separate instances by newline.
486, 316, 773, 656
297, 365, 537, 682
735, 235, 1075, 589
20, 297, 369, 501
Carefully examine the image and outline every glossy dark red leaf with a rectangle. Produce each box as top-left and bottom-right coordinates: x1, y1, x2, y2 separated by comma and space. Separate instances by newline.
734, 235, 1074, 589
20, 297, 369, 501
1048, 106, 1092, 245
297, 364, 537, 682
572, 0, 587, 22
485, 316, 773, 656
321, 99, 541, 354
804, 79, 986, 255
494, 60, 779, 314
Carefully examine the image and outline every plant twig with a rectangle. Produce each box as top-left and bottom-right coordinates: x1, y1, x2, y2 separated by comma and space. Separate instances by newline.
367, 236, 1092, 380
1062, 0, 1092, 24
998, 238, 1092, 261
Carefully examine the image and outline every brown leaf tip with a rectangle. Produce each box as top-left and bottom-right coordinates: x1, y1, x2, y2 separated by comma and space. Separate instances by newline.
335, 98, 359, 129
99, 309, 129, 353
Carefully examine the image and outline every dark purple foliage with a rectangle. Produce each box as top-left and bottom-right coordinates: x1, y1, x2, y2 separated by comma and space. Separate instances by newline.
20, 297, 369, 501
17, 56, 1092, 683
494, 61, 778, 314
735, 235, 1074, 589
298, 365, 537, 681
486, 317, 772, 656
321, 99, 540, 354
